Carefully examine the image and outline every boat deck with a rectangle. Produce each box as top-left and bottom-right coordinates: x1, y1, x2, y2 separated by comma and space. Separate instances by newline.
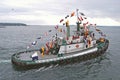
17, 47, 96, 61
18, 51, 57, 61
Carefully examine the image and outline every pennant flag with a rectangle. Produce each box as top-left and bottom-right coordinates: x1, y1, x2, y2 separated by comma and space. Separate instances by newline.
55, 25, 58, 30
60, 19, 64, 23
84, 17, 87, 19
63, 23, 65, 25
98, 31, 106, 37
83, 21, 89, 26
102, 34, 106, 37
98, 31, 102, 34
46, 42, 49, 49
58, 28, 62, 32
71, 12, 75, 17
83, 23, 87, 30
52, 35, 55, 38
76, 9, 79, 12
96, 29, 101, 32
63, 29, 66, 34
48, 30, 52, 32
79, 12, 85, 16
32, 41, 37, 45
65, 15, 69, 19
78, 16, 83, 21
86, 22, 89, 24
27, 45, 31, 49
90, 24, 93, 26
37, 37, 41, 39
45, 32, 48, 36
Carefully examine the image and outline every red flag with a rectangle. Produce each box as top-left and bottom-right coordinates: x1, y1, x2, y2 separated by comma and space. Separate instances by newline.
78, 16, 83, 21
86, 22, 89, 24
60, 19, 64, 23
71, 12, 75, 17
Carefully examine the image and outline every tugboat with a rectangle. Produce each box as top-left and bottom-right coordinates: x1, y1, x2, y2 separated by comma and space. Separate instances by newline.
11, 9, 109, 69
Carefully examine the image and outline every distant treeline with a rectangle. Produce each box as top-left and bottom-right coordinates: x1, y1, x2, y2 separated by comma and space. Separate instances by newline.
0, 23, 27, 26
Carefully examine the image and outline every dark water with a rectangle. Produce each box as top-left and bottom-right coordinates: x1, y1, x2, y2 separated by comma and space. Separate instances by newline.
0, 25, 120, 80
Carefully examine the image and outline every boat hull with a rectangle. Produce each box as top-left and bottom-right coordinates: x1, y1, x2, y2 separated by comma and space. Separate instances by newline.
11, 39, 109, 70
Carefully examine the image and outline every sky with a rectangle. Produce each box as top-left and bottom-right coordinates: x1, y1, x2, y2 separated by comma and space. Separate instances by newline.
0, 0, 120, 26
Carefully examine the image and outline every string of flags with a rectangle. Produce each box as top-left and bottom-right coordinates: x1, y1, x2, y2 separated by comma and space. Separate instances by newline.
27, 29, 54, 49
27, 9, 106, 49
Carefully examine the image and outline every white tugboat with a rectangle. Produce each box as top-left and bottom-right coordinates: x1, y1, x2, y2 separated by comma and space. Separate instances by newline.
11, 9, 109, 69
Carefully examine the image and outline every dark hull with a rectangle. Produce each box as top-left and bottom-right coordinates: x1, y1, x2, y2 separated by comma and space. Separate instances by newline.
11, 39, 109, 70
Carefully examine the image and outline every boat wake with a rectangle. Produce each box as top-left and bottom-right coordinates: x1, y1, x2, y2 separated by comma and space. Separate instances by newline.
35, 64, 59, 72
0, 60, 11, 63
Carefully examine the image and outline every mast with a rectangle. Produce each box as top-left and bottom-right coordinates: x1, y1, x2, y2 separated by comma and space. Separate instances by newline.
76, 9, 81, 32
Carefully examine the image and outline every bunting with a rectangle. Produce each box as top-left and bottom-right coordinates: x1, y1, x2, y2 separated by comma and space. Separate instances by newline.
27, 9, 107, 49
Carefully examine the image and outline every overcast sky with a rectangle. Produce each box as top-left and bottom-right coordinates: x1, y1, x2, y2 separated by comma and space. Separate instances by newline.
0, 0, 120, 26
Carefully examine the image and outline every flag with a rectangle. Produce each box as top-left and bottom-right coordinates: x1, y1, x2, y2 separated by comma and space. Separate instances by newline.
63, 23, 65, 25
27, 45, 31, 49
55, 25, 58, 29
90, 24, 93, 26
102, 34, 106, 37
48, 30, 52, 32
79, 12, 85, 16
45, 32, 48, 36
71, 12, 75, 17
65, 15, 69, 19
60, 19, 64, 23
83, 22, 89, 26
63, 29, 66, 34
96, 29, 101, 32
84, 17, 87, 19
83, 23, 87, 30
86, 22, 89, 24
32, 41, 37, 45
60, 28, 62, 32
76, 9, 79, 12
78, 16, 83, 21
37, 37, 41, 39
58, 28, 62, 32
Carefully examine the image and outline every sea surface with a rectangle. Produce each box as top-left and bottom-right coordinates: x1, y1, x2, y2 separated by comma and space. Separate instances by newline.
0, 25, 120, 80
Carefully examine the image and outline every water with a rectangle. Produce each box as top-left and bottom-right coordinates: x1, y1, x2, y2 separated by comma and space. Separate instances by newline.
0, 25, 120, 80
